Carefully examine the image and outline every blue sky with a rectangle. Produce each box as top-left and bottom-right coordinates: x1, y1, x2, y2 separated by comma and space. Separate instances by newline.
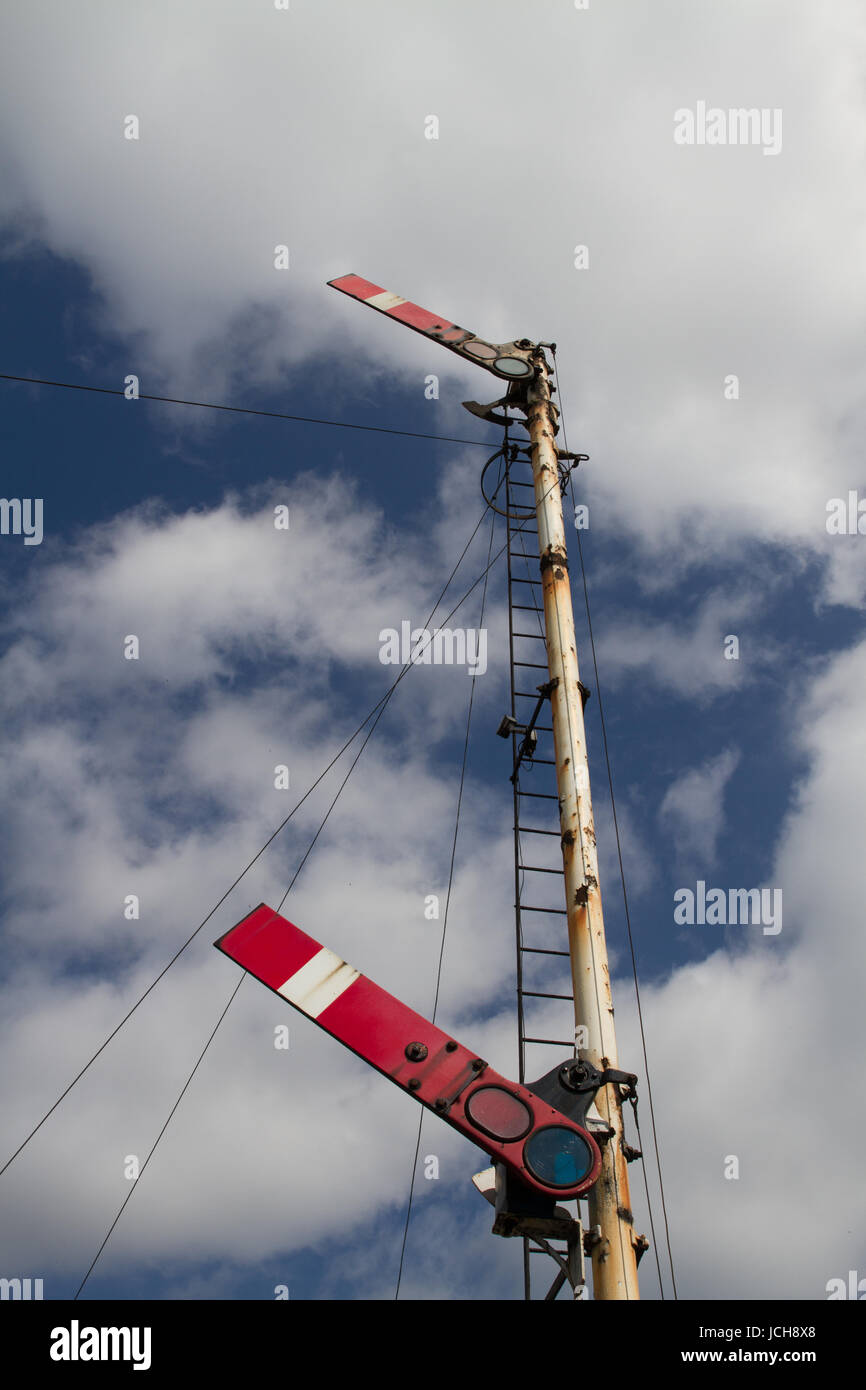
1, 0, 865, 1302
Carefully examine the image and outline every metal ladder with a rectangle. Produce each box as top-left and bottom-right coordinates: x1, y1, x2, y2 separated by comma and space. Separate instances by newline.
503, 451, 585, 1301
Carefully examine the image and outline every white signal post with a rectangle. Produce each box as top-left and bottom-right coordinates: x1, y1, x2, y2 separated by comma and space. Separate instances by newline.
524, 350, 641, 1300
327, 276, 643, 1299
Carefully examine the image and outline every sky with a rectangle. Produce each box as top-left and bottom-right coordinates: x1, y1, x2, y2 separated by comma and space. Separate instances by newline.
0, 0, 864, 1302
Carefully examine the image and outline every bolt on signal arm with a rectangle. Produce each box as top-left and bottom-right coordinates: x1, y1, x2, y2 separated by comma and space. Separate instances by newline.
215, 904, 602, 1203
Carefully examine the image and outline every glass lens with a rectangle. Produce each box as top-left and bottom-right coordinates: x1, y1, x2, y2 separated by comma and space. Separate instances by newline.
465, 1086, 532, 1141
493, 356, 532, 377
463, 341, 498, 360
523, 1126, 594, 1187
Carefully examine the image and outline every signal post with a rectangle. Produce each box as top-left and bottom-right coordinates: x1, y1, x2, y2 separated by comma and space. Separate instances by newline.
523, 349, 640, 1299
305, 275, 646, 1298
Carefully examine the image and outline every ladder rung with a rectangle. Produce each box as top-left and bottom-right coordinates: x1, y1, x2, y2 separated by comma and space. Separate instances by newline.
519, 990, 573, 1001
518, 904, 567, 914
508, 480, 536, 489
519, 864, 563, 875
516, 791, 559, 801
523, 1037, 575, 1047
517, 826, 560, 836
519, 946, 570, 957
510, 576, 543, 587
511, 603, 544, 613
515, 689, 547, 698
513, 630, 546, 641
513, 661, 548, 670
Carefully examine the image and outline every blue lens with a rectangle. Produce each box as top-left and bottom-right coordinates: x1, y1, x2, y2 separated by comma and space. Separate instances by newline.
524, 1126, 593, 1187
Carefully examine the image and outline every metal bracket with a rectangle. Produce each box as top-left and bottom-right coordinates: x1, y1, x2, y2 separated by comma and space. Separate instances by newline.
558, 452, 589, 495
462, 397, 511, 428
538, 1221, 587, 1301
475, 1165, 588, 1300
464, 376, 536, 430
560, 1058, 638, 1102
502, 680, 558, 785
523, 1059, 598, 1128
527, 1058, 641, 1154
584, 1224, 603, 1255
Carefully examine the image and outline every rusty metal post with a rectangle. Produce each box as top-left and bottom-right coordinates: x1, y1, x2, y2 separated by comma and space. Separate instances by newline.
522, 349, 641, 1301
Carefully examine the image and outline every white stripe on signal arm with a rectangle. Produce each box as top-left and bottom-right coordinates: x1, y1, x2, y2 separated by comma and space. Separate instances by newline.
365, 291, 407, 312
278, 947, 360, 1019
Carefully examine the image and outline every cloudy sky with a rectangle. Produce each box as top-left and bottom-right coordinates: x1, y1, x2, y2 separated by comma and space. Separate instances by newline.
0, 0, 864, 1302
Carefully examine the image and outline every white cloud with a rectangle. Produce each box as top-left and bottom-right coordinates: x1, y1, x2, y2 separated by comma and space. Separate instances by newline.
660, 747, 741, 864
617, 640, 866, 1298
0, 487, 863, 1299
0, 484, 521, 1284
594, 590, 770, 699
0, 1, 864, 596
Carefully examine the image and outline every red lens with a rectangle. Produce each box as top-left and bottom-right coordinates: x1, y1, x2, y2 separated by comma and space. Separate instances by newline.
465, 1085, 533, 1141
